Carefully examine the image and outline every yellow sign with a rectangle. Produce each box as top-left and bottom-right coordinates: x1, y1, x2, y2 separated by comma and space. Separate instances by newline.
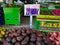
40, 21, 60, 28
37, 15, 60, 19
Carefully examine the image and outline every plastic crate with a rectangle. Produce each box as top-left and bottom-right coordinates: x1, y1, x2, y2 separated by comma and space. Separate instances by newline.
3, 8, 20, 25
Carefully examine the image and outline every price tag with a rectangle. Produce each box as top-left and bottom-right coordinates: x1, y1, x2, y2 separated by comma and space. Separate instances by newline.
24, 4, 40, 16
24, 4, 40, 28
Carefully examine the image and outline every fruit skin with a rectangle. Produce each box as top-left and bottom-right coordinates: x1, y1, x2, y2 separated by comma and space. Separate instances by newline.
22, 32, 27, 36
15, 42, 20, 45
37, 37, 43, 41
16, 35, 24, 42
0, 28, 7, 41
49, 32, 60, 45
6, 37, 12, 42
29, 42, 35, 45
21, 36, 29, 45
36, 41, 42, 45
0, 27, 56, 45
52, 10, 60, 16
0, 38, 2, 41
12, 38, 16, 43
30, 37, 36, 42
1, 31, 5, 35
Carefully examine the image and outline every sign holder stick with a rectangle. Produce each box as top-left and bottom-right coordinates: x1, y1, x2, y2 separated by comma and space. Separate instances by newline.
30, 2, 38, 28
30, 16, 33, 28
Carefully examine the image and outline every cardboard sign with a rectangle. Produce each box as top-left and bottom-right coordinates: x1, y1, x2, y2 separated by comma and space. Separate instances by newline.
24, 4, 40, 16
35, 19, 60, 31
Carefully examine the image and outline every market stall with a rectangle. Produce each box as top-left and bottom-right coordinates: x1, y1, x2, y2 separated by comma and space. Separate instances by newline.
35, 3, 60, 32
0, 0, 60, 45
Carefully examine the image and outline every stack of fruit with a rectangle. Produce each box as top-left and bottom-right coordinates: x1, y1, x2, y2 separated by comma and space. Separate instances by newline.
0, 28, 6, 41
52, 10, 60, 16
0, 27, 55, 45
49, 32, 60, 45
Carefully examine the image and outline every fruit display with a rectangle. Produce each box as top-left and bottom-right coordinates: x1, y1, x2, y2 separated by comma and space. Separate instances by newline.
0, 28, 6, 41
49, 32, 60, 45
0, 27, 54, 45
52, 10, 60, 16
